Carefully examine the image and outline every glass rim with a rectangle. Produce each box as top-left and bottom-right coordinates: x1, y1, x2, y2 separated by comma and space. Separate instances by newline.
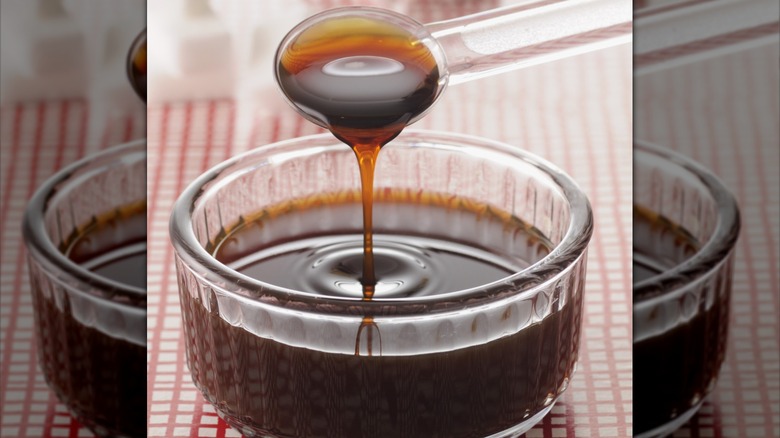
22, 140, 147, 309
633, 140, 740, 305
170, 130, 593, 313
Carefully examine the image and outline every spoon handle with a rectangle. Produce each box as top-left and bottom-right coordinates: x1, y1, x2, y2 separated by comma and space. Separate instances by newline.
426, 0, 632, 86
634, 0, 779, 75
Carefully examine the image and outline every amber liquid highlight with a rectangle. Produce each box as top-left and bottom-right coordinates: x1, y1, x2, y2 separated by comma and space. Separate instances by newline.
278, 15, 443, 298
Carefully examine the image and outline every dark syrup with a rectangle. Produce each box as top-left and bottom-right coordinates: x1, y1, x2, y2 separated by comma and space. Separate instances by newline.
633, 205, 729, 434
128, 31, 147, 102
31, 202, 147, 437
181, 192, 582, 437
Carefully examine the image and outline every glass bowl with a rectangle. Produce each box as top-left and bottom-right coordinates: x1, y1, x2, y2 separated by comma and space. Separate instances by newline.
22, 141, 147, 438
170, 130, 593, 438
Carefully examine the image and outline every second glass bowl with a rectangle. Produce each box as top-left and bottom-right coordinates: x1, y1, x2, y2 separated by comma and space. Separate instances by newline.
633, 141, 740, 438
22, 141, 147, 437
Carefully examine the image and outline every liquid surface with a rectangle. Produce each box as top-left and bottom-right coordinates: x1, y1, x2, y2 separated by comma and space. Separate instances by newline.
214, 192, 552, 299
64, 201, 147, 290
633, 205, 728, 434
278, 14, 443, 297
277, 15, 442, 145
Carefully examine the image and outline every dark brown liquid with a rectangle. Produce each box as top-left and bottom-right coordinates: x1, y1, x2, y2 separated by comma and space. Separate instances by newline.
181, 194, 580, 438
633, 206, 729, 435
128, 31, 146, 101
278, 15, 443, 298
183, 298, 578, 438
31, 203, 147, 437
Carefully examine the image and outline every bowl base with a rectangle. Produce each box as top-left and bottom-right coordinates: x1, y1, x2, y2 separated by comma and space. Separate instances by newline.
485, 403, 556, 438
634, 399, 704, 438
217, 402, 557, 438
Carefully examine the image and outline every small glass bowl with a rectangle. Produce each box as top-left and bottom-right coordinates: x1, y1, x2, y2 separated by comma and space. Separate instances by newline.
171, 131, 593, 438
22, 141, 147, 438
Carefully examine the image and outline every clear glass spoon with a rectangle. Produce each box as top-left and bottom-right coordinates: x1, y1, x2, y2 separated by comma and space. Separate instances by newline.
275, 0, 631, 126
